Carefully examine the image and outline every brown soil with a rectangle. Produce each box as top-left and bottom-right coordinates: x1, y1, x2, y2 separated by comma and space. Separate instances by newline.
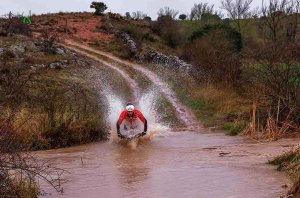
31, 12, 112, 43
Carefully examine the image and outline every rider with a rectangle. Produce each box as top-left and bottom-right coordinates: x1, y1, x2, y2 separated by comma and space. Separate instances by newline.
116, 102, 148, 139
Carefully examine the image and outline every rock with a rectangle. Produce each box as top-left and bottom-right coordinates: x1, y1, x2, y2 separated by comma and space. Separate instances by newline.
55, 47, 65, 55
0, 48, 4, 56
55, 46, 77, 56
71, 60, 89, 67
10, 45, 25, 58
107, 12, 124, 20
145, 50, 192, 73
117, 32, 138, 55
281, 184, 288, 188
49, 62, 62, 69
49, 61, 68, 69
49, 59, 88, 69
24, 41, 38, 51
66, 49, 77, 56
30, 66, 37, 71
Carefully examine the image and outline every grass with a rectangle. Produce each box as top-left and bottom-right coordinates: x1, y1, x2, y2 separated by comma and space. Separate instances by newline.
90, 37, 131, 59
269, 147, 300, 197
171, 76, 249, 133
0, 35, 129, 150
223, 121, 247, 136
15, 180, 39, 198
118, 59, 251, 133
269, 148, 300, 179
0, 179, 39, 198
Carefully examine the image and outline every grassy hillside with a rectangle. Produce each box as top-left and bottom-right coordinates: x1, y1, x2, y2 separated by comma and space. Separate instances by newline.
0, 34, 135, 150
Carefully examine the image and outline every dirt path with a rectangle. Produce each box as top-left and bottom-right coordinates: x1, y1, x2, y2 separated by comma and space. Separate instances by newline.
61, 43, 141, 103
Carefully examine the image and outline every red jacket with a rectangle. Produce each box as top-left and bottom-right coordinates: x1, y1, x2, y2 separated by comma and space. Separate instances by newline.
117, 109, 146, 125
117, 109, 147, 133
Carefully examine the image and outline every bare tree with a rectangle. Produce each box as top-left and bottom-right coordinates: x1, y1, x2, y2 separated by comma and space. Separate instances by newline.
125, 12, 131, 19
157, 7, 179, 19
190, 3, 215, 20
261, 0, 299, 42
40, 30, 59, 54
221, 0, 255, 33
131, 11, 147, 20
0, 127, 65, 196
242, 37, 300, 140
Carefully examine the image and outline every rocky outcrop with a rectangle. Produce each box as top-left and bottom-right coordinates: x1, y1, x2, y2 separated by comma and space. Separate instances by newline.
100, 16, 138, 57
107, 12, 124, 20
145, 50, 192, 73
55, 46, 77, 56
116, 32, 138, 56
48, 59, 89, 69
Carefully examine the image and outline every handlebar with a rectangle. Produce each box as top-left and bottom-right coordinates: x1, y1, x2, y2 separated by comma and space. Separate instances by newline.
119, 132, 146, 140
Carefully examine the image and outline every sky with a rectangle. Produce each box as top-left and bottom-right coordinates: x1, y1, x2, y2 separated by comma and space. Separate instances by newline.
0, 0, 264, 19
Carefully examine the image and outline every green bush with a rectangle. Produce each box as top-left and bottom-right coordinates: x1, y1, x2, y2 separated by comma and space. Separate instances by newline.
223, 121, 247, 136
190, 24, 243, 52
143, 33, 156, 42
90, 2, 107, 16
151, 15, 183, 48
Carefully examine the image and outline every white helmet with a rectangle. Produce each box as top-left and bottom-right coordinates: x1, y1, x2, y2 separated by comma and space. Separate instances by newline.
126, 103, 135, 112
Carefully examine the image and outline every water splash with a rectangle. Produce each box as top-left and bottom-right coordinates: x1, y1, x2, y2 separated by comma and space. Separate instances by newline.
105, 89, 124, 131
104, 88, 169, 147
64, 42, 197, 127
138, 89, 169, 135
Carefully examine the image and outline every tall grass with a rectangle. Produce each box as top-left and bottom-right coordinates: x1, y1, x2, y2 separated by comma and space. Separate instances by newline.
269, 147, 300, 197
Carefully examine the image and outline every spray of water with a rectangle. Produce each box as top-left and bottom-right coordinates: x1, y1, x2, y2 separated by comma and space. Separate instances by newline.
138, 89, 170, 136
104, 88, 169, 148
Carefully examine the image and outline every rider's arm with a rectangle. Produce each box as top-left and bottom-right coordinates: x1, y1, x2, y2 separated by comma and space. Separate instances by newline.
116, 111, 126, 137
144, 119, 147, 133
136, 110, 147, 133
116, 122, 120, 133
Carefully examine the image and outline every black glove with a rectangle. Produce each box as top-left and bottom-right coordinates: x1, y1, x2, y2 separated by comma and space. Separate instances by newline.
117, 131, 125, 139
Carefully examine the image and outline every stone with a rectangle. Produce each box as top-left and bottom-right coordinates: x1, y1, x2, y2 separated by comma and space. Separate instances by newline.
145, 50, 192, 73
24, 41, 38, 51
49, 61, 69, 69
117, 32, 138, 55
0, 48, 4, 56
10, 45, 25, 58
55, 47, 65, 55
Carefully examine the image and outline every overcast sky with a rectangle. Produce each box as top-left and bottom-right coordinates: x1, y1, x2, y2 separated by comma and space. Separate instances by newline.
0, 0, 263, 19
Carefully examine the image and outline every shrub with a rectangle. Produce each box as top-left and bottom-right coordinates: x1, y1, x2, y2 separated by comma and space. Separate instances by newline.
190, 24, 243, 52
143, 16, 152, 21
152, 15, 184, 48
179, 14, 187, 20
90, 2, 107, 16
143, 33, 156, 42
39, 30, 58, 54
223, 121, 247, 136
1, 13, 32, 36
183, 25, 242, 84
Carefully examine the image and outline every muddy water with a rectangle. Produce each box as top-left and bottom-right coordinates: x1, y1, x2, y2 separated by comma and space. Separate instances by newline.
38, 131, 298, 198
